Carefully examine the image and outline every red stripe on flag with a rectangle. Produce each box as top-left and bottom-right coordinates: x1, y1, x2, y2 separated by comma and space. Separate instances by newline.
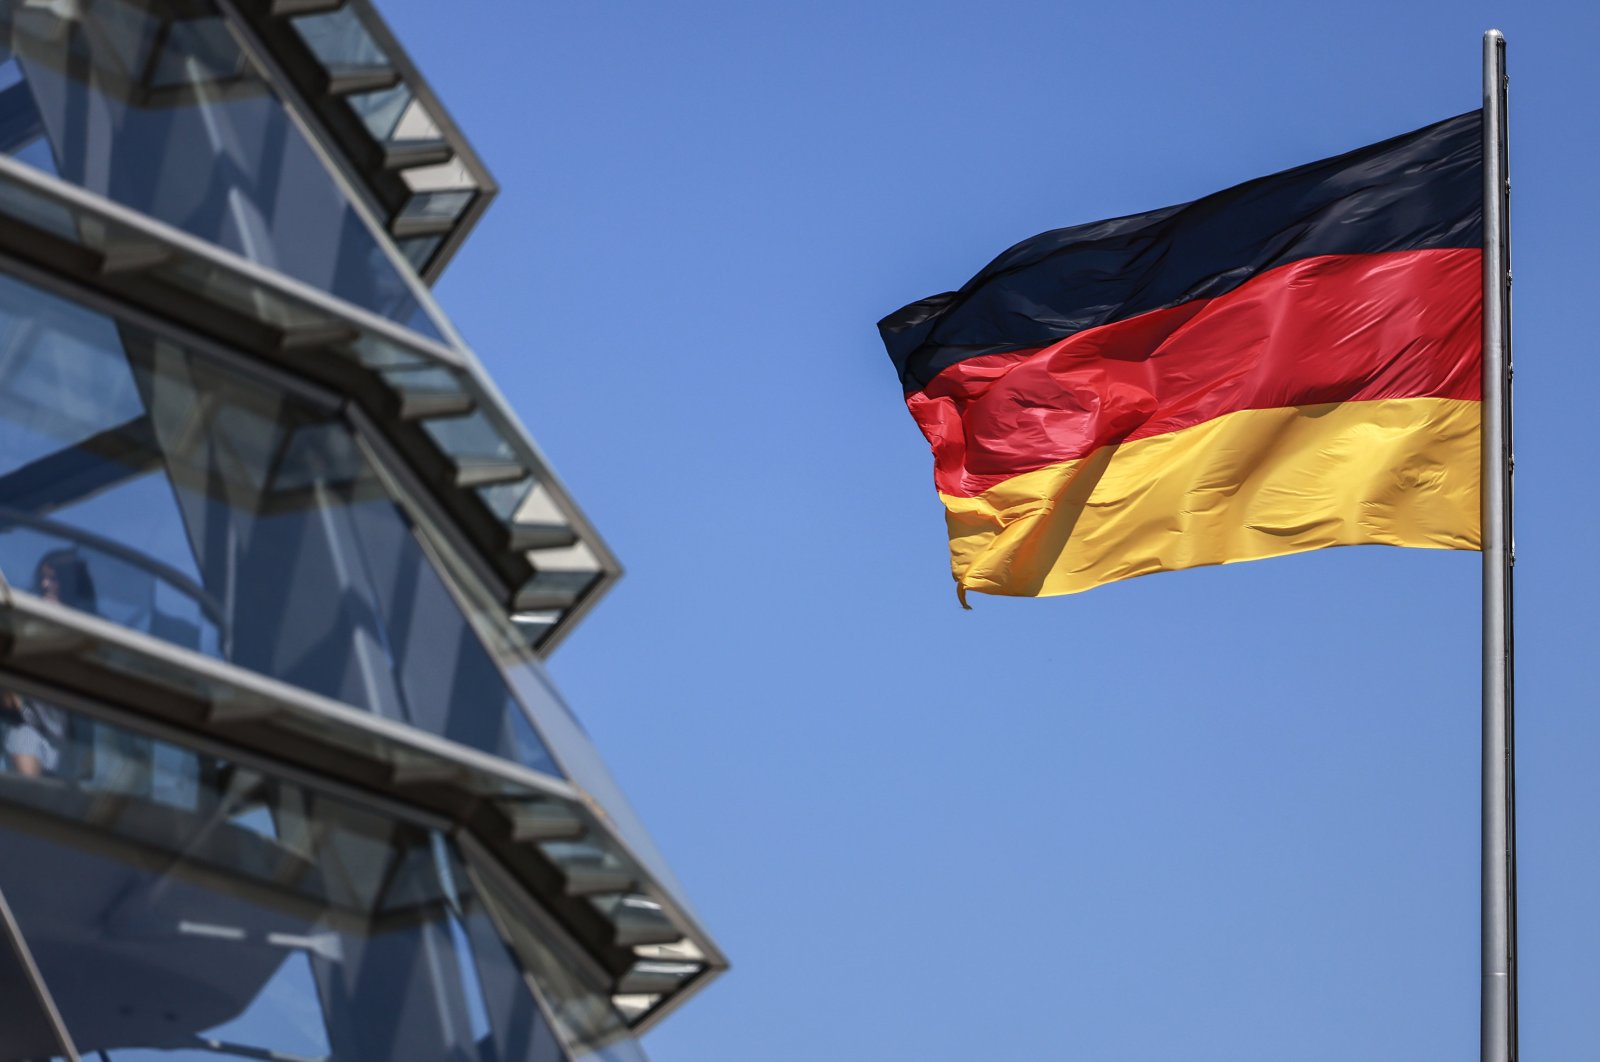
908, 248, 1482, 498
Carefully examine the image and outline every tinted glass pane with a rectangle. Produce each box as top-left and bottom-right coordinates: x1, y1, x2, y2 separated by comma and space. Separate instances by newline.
0, 0, 442, 335
0, 271, 559, 778
0, 696, 565, 1062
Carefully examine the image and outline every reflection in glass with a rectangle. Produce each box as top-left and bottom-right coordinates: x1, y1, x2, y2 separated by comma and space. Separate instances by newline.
0, 695, 566, 1061
0, 271, 560, 779
0, 0, 443, 336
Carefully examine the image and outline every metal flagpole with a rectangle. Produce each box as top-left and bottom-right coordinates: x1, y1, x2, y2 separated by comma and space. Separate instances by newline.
1480, 27, 1516, 1062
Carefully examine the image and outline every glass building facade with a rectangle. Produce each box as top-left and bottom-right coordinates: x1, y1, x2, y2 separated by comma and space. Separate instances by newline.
0, 2, 722, 1060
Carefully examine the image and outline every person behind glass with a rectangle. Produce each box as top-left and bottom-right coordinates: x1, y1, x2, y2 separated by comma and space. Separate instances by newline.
2, 549, 95, 777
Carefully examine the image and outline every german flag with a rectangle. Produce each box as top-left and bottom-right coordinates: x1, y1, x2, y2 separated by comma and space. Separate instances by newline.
881, 111, 1484, 603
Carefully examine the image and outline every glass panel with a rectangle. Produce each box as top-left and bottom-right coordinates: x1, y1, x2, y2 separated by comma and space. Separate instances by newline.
349, 331, 435, 371
346, 83, 412, 143
0, 50, 59, 179
390, 97, 442, 142
423, 411, 515, 462
149, 16, 245, 86
399, 189, 474, 226
345, 84, 442, 151
0, 696, 566, 1062
521, 564, 604, 603
620, 961, 700, 996
290, 7, 386, 68
401, 157, 475, 194
397, 233, 444, 272
0, 271, 560, 779
480, 478, 537, 523
380, 365, 465, 393
0, 0, 445, 337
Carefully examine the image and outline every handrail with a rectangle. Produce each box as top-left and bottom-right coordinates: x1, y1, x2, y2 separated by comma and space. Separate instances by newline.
0, 506, 228, 635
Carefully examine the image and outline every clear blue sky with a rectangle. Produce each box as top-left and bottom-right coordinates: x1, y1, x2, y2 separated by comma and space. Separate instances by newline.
378, 2, 1597, 1059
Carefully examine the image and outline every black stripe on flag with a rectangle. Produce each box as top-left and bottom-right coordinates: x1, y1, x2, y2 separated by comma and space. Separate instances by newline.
882, 110, 1483, 392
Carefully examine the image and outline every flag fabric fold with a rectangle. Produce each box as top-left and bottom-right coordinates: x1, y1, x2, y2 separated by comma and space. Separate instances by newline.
881, 111, 1484, 602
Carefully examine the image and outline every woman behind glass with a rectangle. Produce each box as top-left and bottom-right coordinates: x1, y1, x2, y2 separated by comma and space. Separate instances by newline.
2, 549, 95, 777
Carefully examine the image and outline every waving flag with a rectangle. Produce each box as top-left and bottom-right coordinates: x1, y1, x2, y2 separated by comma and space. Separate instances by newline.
881, 111, 1484, 603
